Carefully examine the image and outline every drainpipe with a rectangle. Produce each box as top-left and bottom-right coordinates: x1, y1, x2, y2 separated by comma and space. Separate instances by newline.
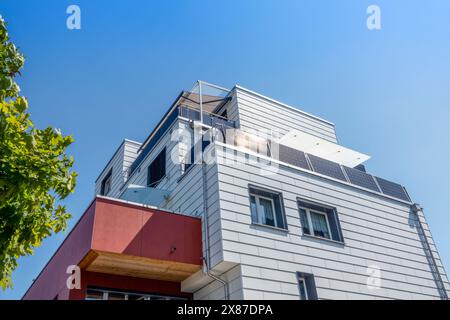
200, 133, 229, 300
411, 203, 448, 300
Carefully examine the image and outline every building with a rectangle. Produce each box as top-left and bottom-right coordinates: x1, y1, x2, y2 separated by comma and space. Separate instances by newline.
23, 81, 450, 300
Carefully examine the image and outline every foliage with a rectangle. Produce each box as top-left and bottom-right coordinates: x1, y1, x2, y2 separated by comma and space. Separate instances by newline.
0, 16, 77, 289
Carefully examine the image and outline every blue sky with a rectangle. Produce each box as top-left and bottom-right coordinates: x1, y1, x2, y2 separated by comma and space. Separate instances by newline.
1, 0, 449, 299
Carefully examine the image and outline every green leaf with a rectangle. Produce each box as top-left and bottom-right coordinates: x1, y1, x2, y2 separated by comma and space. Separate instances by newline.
0, 16, 77, 290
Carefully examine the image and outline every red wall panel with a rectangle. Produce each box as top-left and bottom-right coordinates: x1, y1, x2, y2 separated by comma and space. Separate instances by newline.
22, 197, 202, 300
22, 201, 96, 300
92, 198, 203, 265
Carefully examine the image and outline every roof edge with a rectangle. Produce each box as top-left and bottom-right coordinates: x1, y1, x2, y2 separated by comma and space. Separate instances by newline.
233, 84, 335, 126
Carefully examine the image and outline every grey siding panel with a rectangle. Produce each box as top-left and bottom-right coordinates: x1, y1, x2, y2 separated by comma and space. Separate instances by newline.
235, 88, 337, 143
95, 139, 141, 198
161, 144, 222, 266
95, 144, 123, 197
123, 121, 181, 194
214, 146, 447, 299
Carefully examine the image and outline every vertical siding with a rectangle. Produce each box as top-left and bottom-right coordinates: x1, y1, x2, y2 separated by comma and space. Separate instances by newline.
234, 87, 338, 143
123, 140, 141, 181
95, 140, 141, 198
162, 148, 223, 268
213, 145, 449, 300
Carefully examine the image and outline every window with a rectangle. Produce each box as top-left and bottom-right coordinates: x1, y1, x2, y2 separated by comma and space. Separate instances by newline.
298, 200, 343, 242
298, 278, 308, 300
249, 186, 287, 229
147, 148, 166, 187
85, 288, 186, 300
100, 169, 112, 196
220, 109, 228, 119
297, 273, 318, 300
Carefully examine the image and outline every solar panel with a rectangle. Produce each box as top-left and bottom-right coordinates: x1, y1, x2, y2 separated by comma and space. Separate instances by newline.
278, 144, 311, 170
343, 166, 380, 192
375, 177, 411, 202
307, 154, 347, 181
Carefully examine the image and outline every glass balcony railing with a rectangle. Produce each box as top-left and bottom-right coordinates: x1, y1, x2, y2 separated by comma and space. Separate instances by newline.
128, 81, 235, 178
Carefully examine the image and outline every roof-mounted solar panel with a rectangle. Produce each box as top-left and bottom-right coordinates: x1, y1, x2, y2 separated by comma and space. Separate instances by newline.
307, 154, 347, 182
375, 177, 411, 202
278, 144, 310, 170
343, 166, 380, 192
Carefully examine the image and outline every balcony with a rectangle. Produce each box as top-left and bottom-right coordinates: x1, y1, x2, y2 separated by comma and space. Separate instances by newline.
23, 197, 202, 300
128, 81, 235, 177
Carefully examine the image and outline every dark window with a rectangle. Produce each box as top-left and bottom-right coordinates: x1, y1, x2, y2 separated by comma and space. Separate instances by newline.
100, 169, 112, 196
86, 287, 187, 300
297, 272, 318, 300
249, 186, 287, 229
147, 148, 166, 187
183, 145, 194, 173
220, 109, 228, 119
298, 200, 343, 242
298, 278, 308, 300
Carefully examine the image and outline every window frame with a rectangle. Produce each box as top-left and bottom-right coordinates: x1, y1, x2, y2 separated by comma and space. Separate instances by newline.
147, 148, 166, 188
297, 199, 344, 243
248, 185, 287, 231
298, 277, 309, 300
85, 287, 187, 300
296, 272, 318, 300
300, 207, 332, 240
100, 169, 112, 196
250, 193, 278, 227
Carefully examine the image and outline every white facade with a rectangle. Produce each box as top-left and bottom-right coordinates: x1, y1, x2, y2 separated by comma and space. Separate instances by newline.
94, 83, 450, 300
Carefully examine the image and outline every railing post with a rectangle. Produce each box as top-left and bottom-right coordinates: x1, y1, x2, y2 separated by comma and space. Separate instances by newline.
198, 80, 203, 124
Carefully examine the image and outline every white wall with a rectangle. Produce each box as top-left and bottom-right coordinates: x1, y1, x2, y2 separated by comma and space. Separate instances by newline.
92, 85, 449, 300
234, 86, 338, 143
212, 145, 449, 300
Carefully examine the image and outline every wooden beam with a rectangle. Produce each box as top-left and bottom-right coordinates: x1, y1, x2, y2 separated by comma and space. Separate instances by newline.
84, 250, 201, 282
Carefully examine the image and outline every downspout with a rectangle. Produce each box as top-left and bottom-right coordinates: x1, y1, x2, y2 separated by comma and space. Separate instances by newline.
411, 203, 448, 300
200, 131, 229, 300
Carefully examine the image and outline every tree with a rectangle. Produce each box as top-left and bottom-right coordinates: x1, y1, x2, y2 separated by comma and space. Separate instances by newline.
0, 16, 77, 289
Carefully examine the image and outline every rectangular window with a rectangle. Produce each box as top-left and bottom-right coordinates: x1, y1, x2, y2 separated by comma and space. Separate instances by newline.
298, 200, 343, 242
100, 169, 112, 196
249, 186, 287, 229
147, 148, 166, 187
298, 278, 308, 300
297, 273, 318, 300
310, 211, 331, 239
85, 288, 187, 300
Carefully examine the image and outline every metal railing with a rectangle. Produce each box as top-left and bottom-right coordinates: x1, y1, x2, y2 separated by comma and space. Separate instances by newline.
128, 104, 235, 178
